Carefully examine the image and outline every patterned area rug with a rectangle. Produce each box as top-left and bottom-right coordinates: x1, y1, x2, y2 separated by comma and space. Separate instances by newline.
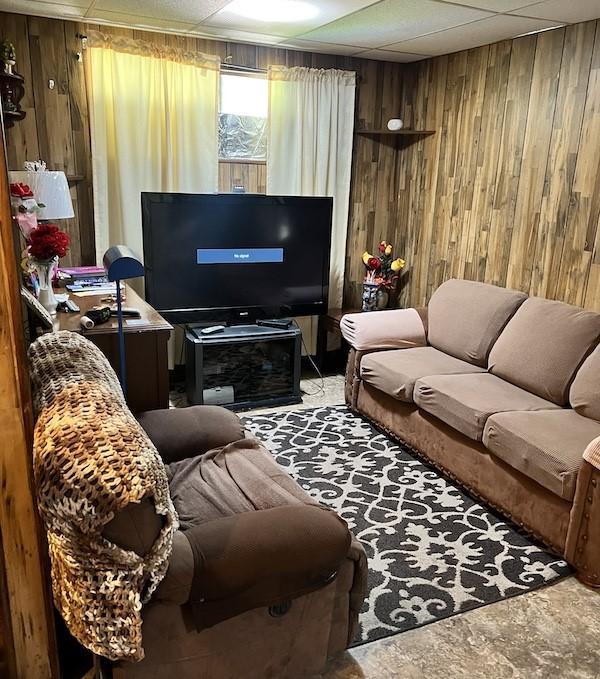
241, 405, 571, 645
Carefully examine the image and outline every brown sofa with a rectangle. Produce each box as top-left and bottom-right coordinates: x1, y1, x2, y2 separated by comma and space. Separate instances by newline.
29, 332, 367, 679
342, 279, 600, 587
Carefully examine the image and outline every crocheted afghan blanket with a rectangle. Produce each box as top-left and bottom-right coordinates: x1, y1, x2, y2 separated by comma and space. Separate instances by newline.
28, 331, 178, 661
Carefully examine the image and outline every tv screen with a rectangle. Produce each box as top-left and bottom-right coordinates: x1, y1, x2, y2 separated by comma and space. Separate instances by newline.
142, 193, 333, 323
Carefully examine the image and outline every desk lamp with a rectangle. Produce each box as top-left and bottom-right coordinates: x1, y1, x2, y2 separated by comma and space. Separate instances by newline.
102, 245, 144, 395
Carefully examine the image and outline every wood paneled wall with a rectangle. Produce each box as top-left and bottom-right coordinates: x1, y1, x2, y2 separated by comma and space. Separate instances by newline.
346, 19, 600, 310
3, 12, 600, 311
218, 160, 266, 193
1, 13, 94, 268
1, 12, 406, 271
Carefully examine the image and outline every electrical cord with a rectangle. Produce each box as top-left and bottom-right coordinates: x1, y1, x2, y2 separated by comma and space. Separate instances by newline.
299, 334, 325, 397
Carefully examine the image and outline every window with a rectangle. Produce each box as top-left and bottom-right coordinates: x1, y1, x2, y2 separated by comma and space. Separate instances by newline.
219, 73, 268, 161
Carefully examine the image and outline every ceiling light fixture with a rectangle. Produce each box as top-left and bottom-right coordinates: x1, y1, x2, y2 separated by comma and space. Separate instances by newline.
225, 0, 319, 23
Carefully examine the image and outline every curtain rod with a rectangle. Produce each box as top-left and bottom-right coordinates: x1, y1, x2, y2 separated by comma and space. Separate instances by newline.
221, 61, 267, 74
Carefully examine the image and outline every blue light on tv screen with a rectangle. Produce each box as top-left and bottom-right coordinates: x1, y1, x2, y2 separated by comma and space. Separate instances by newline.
197, 248, 284, 264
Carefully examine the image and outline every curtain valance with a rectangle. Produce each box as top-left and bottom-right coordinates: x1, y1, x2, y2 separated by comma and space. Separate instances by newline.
86, 29, 220, 70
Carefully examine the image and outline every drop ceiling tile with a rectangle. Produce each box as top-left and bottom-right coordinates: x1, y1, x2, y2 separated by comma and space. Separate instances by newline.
355, 48, 429, 62
192, 25, 286, 45
37, 0, 91, 7
92, 0, 231, 24
297, 0, 492, 49
510, 0, 600, 23
0, 0, 89, 16
444, 0, 540, 10
84, 9, 198, 32
203, 0, 381, 39
386, 14, 561, 55
277, 38, 366, 55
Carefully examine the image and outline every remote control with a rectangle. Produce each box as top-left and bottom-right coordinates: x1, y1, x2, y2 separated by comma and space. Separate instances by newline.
200, 325, 226, 335
257, 319, 292, 329
65, 299, 80, 313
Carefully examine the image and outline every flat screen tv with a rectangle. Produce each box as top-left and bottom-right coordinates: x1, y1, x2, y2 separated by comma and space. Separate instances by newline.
142, 193, 333, 324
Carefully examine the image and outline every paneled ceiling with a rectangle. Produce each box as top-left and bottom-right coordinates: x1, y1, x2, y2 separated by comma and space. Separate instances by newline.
0, 0, 599, 61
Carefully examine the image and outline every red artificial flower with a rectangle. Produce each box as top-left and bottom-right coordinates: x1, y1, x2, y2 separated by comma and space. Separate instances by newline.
28, 223, 70, 260
378, 241, 387, 253
10, 182, 34, 198
367, 256, 381, 270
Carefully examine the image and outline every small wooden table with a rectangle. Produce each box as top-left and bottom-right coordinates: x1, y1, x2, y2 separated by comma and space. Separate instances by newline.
316, 307, 360, 371
55, 286, 172, 413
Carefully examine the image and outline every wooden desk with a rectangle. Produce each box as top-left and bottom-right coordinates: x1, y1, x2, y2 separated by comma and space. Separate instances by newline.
55, 286, 172, 413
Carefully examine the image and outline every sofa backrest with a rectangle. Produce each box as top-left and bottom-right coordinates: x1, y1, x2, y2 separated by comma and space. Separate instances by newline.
488, 297, 600, 405
427, 279, 527, 367
570, 344, 600, 421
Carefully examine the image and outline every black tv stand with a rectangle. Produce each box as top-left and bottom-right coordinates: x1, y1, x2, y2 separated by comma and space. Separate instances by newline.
185, 320, 302, 411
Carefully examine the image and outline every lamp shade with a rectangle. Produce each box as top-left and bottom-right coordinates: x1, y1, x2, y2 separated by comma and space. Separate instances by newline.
103, 245, 144, 282
9, 170, 74, 220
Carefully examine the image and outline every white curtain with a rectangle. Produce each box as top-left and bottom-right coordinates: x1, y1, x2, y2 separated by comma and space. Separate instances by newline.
85, 31, 220, 262
267, 65, 355, 352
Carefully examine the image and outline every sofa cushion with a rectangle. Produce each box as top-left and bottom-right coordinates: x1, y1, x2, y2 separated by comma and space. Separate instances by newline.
483, 410, 600, 501
360, 346, 485, 403
427, 279, 527, 367
414, 373, 561, 441
165, 439, 353, 628
167, 438, 313, 530
488, 297, 600, 405
570, 344, 600, 422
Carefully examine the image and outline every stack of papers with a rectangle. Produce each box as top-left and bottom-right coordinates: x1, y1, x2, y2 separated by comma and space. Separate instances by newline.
69, 281, 124, 297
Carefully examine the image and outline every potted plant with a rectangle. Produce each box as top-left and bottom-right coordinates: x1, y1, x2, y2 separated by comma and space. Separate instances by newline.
361, 241, 405, 311
26, 223, 70, 316
12, 181, 70, 316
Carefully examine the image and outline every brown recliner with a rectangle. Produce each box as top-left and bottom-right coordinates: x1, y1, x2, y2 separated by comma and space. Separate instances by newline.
104, 405, 367, 679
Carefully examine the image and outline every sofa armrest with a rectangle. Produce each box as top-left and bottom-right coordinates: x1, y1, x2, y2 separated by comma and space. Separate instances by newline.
583, 436, 600, 470
340, 307, 427, 351
136, 405, 245, 464
565, 437, 600, 587
153, 530, 195, 605
102, 497, 164, 556
157, 504, 351, 629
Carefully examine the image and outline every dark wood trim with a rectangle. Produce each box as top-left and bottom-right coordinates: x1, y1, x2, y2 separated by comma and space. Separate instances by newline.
0, 112, 59, 677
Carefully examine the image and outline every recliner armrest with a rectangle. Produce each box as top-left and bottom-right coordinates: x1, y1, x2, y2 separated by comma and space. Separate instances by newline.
340, 307, 427, 351
136, 405, 245, 464
158, 504, 351, 630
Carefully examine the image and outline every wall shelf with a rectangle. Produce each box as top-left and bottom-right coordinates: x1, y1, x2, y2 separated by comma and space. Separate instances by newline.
356, 129, 436, 136
0, 71, 26, 129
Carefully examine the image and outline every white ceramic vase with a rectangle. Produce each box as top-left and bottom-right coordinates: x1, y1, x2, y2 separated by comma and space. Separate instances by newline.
34, 256, 58, 316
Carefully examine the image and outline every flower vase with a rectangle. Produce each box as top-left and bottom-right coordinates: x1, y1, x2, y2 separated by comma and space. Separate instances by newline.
362, 282, 379, 312
376, 287, 389, 310
35, 257, 58, 316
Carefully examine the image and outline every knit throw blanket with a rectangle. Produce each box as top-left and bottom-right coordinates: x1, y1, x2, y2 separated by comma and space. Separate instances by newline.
28, 331, 178, 661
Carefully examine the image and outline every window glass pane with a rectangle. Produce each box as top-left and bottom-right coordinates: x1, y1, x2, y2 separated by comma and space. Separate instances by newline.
219, 73, 267, 161
220, 74, 267, 117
